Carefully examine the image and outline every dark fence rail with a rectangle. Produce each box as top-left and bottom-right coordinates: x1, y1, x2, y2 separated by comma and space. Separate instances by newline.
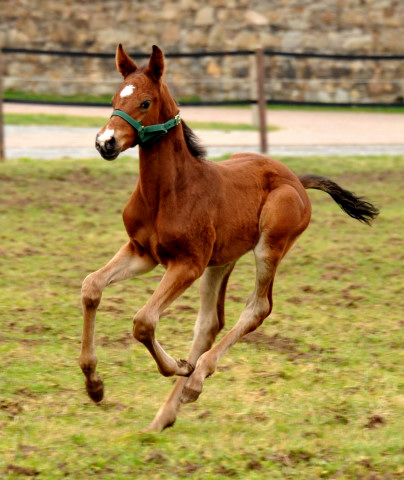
3, 46, 404, 61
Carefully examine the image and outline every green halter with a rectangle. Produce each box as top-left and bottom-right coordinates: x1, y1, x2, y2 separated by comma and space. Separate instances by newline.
111, 109, 181, 147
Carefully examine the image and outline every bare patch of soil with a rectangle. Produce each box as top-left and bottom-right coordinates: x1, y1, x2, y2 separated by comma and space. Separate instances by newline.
364, 414, 386, 429
98, 332, 133, 348
240, 330, 321, 362
241, 331, 298, 352
214, 465, 238, 477
0, 399, 23, 418
6, 464, 39, 477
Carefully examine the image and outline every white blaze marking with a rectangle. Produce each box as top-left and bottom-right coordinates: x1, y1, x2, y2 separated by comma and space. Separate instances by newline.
120, 85, 135, 98
98, 128, 114, 142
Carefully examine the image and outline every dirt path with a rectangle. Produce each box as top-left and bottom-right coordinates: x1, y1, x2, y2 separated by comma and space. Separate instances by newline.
4, 103, 404, 158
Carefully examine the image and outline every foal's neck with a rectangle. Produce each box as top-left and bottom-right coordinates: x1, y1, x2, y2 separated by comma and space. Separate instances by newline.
137, 87, 203, 205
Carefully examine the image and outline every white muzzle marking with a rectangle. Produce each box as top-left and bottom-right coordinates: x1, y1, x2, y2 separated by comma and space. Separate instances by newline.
98, 128, 115, 145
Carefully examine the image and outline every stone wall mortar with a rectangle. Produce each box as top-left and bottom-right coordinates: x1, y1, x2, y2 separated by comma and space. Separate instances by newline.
1, 0, 404, 104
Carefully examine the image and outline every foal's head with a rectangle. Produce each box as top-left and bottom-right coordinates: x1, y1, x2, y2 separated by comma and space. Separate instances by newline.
96, 44, 178, 160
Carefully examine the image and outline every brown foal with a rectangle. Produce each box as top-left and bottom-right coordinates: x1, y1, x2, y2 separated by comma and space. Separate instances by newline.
79, 44, 379, 431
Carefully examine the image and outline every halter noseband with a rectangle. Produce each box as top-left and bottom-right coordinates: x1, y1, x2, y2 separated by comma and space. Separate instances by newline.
111, 109, 181, 147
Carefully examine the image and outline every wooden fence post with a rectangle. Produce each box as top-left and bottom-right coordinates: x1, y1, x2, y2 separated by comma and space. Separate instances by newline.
0, 48, 4, 161
255, 47, 267, 154
250, 54, 258, 127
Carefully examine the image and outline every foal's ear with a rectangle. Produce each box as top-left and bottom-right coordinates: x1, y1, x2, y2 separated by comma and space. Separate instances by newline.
145, 45, 165, 83
116, 44, 138, 78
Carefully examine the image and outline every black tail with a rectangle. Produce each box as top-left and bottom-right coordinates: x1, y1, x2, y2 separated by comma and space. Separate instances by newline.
299, 174, 379, 225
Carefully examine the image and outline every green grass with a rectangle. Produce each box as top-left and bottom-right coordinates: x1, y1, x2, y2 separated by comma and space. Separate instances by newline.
6, 89, 404, 114
3, 90, 112, 105
0, 155, 403, 479
4, 113, 108, 128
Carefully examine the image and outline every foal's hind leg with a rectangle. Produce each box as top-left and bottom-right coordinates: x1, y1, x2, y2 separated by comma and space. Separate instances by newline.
145, 262, 235, 431
182, 185, 311, 404
79, 242, 156, 402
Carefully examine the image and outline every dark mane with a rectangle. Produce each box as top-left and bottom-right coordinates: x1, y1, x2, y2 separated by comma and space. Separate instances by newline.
181, 120, 207, 160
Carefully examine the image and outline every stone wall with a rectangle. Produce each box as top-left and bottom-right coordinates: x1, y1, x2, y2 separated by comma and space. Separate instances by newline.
1, 0, 404, 104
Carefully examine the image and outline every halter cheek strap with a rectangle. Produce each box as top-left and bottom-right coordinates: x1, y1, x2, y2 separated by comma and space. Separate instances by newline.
111, 109, 181, 147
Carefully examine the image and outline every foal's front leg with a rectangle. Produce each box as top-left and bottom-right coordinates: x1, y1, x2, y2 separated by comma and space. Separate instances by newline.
79, 242, 156, 402
133, 260, 204, 377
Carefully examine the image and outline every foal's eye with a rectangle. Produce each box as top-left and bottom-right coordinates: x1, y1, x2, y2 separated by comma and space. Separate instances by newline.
140, 100, 151, 110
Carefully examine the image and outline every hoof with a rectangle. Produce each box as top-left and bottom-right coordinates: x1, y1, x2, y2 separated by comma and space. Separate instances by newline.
144, 417, 176, 433
177, 359, 194, 377
85, 378, 104, 403
181, 383, 202, 404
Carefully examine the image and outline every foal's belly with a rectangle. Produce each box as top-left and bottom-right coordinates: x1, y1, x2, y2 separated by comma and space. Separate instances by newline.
208, 224, 260, 266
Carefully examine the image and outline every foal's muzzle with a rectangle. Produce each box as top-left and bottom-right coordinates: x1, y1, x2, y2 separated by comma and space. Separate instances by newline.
95, 133, 120, 161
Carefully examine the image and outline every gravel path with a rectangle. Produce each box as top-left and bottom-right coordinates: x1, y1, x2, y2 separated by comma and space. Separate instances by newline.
4, 103, 404, 158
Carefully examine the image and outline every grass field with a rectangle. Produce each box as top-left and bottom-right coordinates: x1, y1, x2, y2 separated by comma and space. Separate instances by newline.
3, 112, 276, 132
0, 154, 403, 479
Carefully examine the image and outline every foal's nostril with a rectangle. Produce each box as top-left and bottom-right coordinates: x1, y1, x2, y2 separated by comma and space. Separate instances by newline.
95, 131, 119, 160
105, 137, 116, 151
